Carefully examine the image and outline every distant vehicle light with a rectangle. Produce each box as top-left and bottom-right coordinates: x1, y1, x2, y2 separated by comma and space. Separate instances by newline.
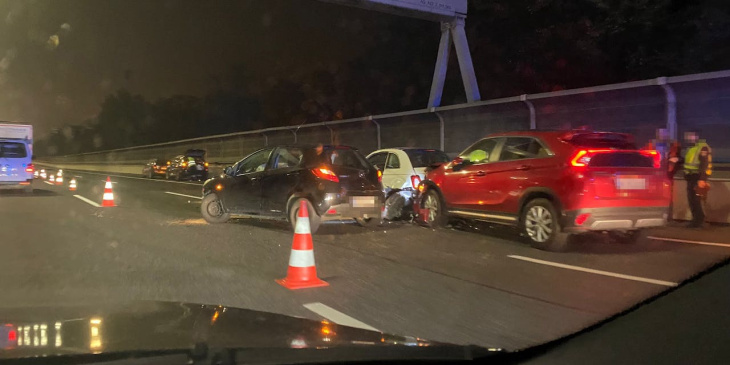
8, 329, 16, 341
377, 169, 382, 182
312, 167, 339, 183
204, 162, 209, 167
215, 184, 223, 191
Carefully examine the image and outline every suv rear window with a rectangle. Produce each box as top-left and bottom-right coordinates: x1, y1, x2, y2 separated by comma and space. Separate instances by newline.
567, 133, 637, 149
404, 149, 450, 168
0, 142, 28, 158
589, 152, 655, 168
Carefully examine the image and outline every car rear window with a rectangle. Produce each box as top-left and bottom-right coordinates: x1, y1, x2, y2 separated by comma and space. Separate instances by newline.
589, 152, 654, 168
404, 149, 450, 168
0, 142, 28, 158
567, 133, 637, 149
324, 149, 371, 170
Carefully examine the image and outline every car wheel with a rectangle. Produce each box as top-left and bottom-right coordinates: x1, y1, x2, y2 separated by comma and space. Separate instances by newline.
200, 193, 230, 224
521, 198, 569, 251
421, 189, 446, 228
288, 198, 321, 234
383, 193, 406, 221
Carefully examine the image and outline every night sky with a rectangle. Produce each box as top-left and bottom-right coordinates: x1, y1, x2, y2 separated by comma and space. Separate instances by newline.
0, 0, 416, 137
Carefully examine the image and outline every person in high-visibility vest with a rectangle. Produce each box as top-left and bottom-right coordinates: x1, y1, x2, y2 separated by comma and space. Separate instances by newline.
682, 131, 712, 228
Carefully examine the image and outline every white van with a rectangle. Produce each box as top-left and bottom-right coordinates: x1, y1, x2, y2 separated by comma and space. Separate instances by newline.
0, 123, 34, 193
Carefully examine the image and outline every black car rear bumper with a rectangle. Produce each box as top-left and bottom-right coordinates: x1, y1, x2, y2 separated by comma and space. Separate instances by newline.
319, 193, 383, 221
561, 206, 668, 232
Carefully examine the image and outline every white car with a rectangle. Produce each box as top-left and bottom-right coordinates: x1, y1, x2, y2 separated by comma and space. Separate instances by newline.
366, 148, 450, 220
0, 139, 34, 193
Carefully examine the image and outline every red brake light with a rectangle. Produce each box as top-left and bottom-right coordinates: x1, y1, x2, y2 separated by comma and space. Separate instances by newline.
312, 167, 339, 182
575, 213, 591, 226
8, 329, 16, 341
410, 175, 421, 189
641, 150, 661, 168
570, 150, 591, 167
25, 163, 34, 173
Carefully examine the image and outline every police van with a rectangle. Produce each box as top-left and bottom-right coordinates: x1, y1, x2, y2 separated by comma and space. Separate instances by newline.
0, 123, 34, 193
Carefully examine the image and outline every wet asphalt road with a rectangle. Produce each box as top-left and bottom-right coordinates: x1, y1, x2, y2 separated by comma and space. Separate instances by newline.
1, 168, 729, 350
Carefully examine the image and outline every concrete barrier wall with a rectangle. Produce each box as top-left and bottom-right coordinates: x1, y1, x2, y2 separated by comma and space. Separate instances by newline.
672, 179, 730, 224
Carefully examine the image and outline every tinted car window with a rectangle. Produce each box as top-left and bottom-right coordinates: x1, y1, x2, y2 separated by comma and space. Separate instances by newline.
459, 138, 498, 164
404, 149, 450, 168
0, 142, 27, 158
368, 152, 387, 171
590, 152, 655, 167
386, 153, 401, 169
271, 148, 303, 170
236, 149, 272, 174
499, 137, 549, 161
324, 149, 370, 170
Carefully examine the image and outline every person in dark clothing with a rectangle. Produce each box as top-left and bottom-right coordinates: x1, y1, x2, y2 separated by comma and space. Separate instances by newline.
666, 141, 683, 221
682, 131, 712, 228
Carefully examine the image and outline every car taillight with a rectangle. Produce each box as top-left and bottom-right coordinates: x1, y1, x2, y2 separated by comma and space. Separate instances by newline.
312, 167, 339, 182
8, 329, 16, 341
410, 175, 421, 189
182, 162, 187, 167
204, 162, 209, 167
377, 170, 382, 182
570, 150, 592, 167
641, 150, 661, 168
25, 163, 34, 173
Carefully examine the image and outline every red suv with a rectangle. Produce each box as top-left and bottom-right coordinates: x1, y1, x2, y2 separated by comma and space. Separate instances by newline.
416, 130, 671, 251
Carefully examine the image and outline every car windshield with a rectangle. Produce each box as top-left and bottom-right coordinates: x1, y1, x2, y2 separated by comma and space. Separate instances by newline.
0, 142, 27, 158
404, 149, 450, 168
3, 0, 729, 362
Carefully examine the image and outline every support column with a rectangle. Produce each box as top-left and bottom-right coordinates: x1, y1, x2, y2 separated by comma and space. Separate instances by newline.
657, 77, 677, 141
451, 17, 480, 103
427, 22, 452, 108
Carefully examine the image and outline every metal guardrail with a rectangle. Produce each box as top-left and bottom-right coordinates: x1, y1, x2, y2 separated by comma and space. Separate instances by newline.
46, 69, 730, 165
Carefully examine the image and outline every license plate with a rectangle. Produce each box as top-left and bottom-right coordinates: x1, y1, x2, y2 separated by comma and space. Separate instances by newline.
351, 196, 376, 208
195, 165, 203, 170
616, 177, 646, 190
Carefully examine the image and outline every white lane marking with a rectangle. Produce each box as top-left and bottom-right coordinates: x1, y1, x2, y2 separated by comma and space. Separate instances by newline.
648, 236, 730, 248
43, 181, 54, 185
44, 170, 201, 186
303, 303, 379, 332
73, 195, 101, 208
164, 191, 202, 200
508, 255, 678, 287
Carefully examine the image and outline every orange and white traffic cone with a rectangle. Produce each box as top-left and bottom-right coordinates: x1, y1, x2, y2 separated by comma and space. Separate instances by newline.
55, 174, 63, 185
101, 177, 115, 207
69, 178, 77, 191
276, 200, 328, 289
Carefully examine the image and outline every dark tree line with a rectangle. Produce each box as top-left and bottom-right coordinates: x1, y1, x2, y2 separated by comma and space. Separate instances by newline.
36, 0, 730, 156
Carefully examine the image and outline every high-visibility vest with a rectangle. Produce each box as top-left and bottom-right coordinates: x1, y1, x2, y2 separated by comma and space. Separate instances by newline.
684, 141, 712, 176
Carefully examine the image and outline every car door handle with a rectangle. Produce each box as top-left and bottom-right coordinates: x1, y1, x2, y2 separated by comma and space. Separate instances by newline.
516, 165, 531, 171
474, 171, 487, 177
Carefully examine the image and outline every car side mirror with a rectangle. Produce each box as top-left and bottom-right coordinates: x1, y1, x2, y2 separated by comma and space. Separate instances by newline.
451, 156, 465, 171
224, 166, 233, 176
